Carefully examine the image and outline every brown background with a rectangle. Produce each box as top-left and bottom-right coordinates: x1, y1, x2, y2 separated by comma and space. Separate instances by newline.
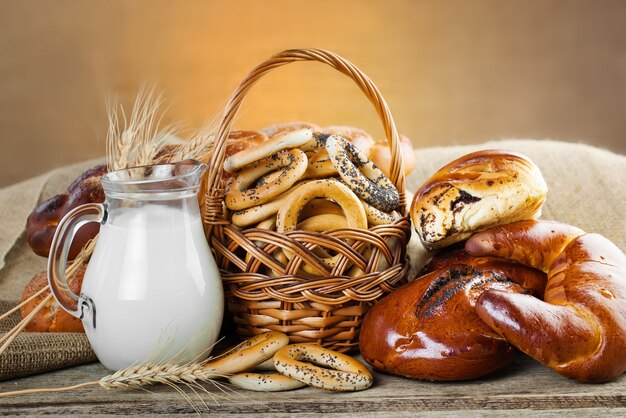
1, 0, 625, 187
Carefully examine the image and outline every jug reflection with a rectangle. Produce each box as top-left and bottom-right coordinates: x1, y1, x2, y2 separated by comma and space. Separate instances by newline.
48, 160, 223, 370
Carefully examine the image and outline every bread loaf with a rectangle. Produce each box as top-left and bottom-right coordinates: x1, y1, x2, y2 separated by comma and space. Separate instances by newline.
359, 250, 546, 380
466, 220, 626, 382
26, 165, 107, 259
20, 267, 86, 332
411, 149, 547, 250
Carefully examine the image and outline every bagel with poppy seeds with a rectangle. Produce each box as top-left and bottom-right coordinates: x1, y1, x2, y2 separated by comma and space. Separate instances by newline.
410, 149, 547, 250
224, 128, 312, 173
326, 135, 399, 212
466, 220, 626, 382
225, 148, 308, 210
359, 251, 546, 381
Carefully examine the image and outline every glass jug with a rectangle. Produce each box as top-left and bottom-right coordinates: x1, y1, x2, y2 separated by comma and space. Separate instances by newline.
48, 160, 223, 370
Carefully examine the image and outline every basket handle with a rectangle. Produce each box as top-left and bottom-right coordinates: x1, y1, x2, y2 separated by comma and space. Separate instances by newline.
203, 48, 407, 233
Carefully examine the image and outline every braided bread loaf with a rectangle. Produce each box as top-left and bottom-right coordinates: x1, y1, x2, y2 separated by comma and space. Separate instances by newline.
466, 220, 626, 382
26, 164, 107, 259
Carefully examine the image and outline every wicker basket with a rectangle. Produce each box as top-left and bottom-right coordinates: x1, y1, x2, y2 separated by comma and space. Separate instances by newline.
202, 48, 411, 353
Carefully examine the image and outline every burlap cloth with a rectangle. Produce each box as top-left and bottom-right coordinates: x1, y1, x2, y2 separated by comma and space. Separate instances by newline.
0, 140, 624, 381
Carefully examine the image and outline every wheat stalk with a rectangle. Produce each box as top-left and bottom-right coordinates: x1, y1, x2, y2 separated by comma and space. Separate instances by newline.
169, 119, 218, 164
0, 351, 250, 415
106, 86, 216, 170
106, 87, 177, 170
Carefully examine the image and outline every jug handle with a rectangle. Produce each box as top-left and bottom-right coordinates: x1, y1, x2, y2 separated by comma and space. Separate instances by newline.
47, 202, 105, 329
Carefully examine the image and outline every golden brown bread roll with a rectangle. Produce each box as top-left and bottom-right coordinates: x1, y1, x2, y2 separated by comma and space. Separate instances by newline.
420, 248, 546, 296
226, 130, 268, 157
20, 267, 86, 332
368, 134, 416, 178
261, 121, 320, 139
359, 251, 546, 380
321, 125, 375, 155
411, 149, 548, 250
465, 220, 585, 272
221, 130, 269, 180
26, 164, 107, 259
466, 220, 626, 382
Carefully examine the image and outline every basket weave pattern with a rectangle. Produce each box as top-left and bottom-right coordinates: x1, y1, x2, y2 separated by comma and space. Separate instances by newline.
202, 49, 411, 352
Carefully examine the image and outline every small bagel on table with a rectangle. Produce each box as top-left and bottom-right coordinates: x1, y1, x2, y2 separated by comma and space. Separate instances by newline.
220, 332, 306, 392
204, 331, 290, 376
410, 149, 548, 250
273, 343, 374, 391
228, 371, 306, 392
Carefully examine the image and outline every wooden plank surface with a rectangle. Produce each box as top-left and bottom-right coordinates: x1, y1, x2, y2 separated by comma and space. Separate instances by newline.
1, 353, 625, 416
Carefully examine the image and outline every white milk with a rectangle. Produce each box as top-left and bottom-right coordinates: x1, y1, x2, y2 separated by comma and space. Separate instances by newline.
81, 204, 223, 370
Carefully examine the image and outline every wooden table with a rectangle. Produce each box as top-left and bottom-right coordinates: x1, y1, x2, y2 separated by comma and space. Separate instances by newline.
1, 353, 625, 416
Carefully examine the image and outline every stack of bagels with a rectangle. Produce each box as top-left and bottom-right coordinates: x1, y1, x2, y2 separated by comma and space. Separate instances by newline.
223, 122, 416, 276
359, 149, 626, 383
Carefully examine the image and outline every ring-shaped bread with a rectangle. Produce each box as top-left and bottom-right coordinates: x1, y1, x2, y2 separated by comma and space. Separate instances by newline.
273, 343, 374, 391
228, 372, 306, 392
297, 214, 348, 232
326, 135, 399, 212
203, 331, 289, 376
261, 121, 320, 139
277, 179, 367, 233
303, 148, 338, 179
276, 179, 367, 275
224, 128, 312, 173
226, 149, 307, 211
231, 192, 287, 227
360, 199, 401, 226
300, 199, 344, 219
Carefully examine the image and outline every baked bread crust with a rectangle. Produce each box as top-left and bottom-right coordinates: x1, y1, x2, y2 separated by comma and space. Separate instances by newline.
359, 250, 546, 380
410, 149, 548, 250
467, 220, 626, 382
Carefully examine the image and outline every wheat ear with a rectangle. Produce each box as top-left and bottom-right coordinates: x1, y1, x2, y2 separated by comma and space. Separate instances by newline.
0, 360, 231, 398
